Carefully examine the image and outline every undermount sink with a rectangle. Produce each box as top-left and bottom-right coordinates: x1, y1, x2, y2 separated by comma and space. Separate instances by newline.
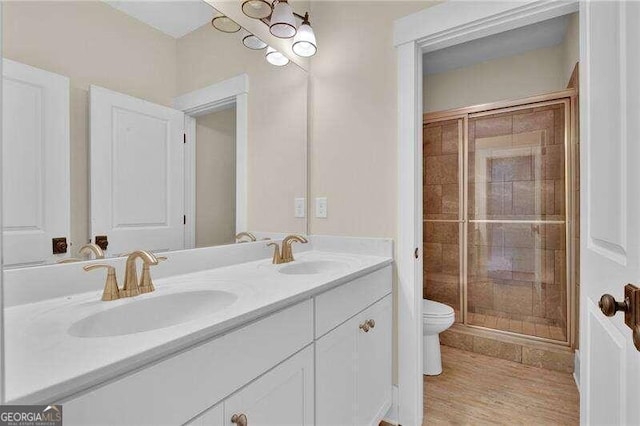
68, 290, 237, 338
278, 260, 350, 275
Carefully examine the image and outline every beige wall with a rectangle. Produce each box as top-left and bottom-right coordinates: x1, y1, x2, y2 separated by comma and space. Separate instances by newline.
423, 45, 566, 112
196, 108, 237, 248
3, 1, 177, 256
177, 24, 307, 236
308, 1, 433, 238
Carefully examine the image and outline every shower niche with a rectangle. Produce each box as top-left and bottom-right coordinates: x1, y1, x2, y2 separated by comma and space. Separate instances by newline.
423, 90, 577, 347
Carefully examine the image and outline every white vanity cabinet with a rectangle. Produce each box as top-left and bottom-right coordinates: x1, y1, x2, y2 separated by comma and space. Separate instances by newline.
187, 346, 314, 426
60, 265, 392, 426
316, 295, 392, 426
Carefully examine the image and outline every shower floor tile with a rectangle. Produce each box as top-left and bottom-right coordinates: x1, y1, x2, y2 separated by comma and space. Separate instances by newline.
423, 346, 579, 425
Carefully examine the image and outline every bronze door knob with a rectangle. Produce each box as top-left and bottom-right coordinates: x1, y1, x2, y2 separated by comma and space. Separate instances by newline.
599, 294, 629, 317
359, 322, 370, 333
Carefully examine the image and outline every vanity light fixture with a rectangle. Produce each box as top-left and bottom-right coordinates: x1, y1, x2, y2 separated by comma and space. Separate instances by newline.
242, 0, 272, 19
211, 14, 241, 33
242, 33, 268, 50
211, 1, 317, 65
292, 13, 317, 57
265, 46, 290, 66
269, 0, 297, 38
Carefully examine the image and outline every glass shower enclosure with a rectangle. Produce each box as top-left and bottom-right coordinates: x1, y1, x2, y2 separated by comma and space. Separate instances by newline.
423, 90, 577, 346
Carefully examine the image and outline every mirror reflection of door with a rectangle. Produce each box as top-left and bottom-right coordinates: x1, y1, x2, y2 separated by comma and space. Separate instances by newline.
90, 85, 185, 256
2, 59, 70, 268
195, 107, 236, 248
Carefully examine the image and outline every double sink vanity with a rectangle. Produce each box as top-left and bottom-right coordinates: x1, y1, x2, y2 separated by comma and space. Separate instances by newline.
4, 236, 393, 425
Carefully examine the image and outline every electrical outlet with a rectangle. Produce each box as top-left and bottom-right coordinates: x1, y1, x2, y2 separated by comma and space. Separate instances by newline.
294, 198, 305, 218
315, 197, 328, 218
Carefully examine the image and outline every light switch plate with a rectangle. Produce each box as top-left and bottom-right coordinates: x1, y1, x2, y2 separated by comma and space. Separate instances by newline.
315, 197, 328, 218
294, 198, 305, 218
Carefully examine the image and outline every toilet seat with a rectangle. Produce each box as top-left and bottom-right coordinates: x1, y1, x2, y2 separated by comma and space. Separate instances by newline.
422, 299, 454, 319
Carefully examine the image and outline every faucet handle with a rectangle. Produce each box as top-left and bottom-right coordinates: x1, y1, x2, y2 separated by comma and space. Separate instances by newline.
84, 264, 120, 301
267, 242, 283, 264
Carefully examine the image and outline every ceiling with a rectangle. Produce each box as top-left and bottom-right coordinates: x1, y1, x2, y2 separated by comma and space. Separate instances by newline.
104, 1, 214, 39
422, 15, 571, 75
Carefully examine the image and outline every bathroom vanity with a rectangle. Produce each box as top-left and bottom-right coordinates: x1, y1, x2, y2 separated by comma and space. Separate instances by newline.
3, 239, 393, 426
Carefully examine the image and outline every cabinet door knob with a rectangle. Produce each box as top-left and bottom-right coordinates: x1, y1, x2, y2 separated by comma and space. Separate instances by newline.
231, 413, 248, 426
359, 322, 370, 333
367, 319, 375, 329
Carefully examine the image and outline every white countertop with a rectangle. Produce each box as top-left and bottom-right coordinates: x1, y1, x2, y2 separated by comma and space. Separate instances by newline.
5, 250, 392, 404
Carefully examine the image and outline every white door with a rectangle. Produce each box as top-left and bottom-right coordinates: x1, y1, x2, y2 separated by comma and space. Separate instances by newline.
2, 59, 70, 267
580, 1, 640, 424
224, 346, 314, 426
90, 85, 184, 255
356, 295, 392, 426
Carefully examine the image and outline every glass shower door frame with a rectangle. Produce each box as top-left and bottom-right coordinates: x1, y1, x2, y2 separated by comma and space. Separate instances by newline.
424, 89, 577, 348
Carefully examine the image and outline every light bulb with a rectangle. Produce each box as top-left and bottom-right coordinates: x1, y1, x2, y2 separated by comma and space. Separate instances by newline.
265, 46, 290, 66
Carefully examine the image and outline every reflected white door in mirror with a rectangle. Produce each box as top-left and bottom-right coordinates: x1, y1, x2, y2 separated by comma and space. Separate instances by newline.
2, 59, 70, 268
90, 86, 186, 256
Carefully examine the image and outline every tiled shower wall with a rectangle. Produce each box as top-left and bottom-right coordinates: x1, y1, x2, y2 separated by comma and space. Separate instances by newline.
424, 120, 462, 320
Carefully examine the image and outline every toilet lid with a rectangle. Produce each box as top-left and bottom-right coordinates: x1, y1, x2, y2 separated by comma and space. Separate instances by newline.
422, 299, 454, 317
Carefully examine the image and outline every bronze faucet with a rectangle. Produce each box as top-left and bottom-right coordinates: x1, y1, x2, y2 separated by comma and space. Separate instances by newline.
268, 235, 308, 264
83, 250, 164, 301
79, 243, 105, 259
236, 232, 257, 243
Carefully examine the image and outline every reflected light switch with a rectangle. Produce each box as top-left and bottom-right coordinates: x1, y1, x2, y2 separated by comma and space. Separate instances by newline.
295, 198, 305, 218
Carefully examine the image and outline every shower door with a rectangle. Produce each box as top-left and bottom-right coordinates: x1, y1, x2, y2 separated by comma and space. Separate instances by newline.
423, 93, 575, 345
466, 100, 571, 343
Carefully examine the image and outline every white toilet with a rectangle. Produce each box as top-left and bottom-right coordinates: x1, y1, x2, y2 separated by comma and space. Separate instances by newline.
423, 299, 455, 376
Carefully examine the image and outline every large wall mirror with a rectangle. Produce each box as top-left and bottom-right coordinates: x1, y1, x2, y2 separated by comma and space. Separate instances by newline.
1, 0, 308, 268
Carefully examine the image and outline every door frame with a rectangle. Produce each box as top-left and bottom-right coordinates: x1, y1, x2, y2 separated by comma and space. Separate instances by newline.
394, 1, 579, 424
173, 74, 249, 249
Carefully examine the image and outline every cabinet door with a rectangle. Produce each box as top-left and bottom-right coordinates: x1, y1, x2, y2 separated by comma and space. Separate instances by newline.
185, 403, 223, 426
224, 346, 314, 426
316, 315, 359, 426
356, 295, 392, 426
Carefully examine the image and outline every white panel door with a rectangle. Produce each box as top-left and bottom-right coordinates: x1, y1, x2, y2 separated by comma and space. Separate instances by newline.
580, 1, 640, 424
224, 346, 314, 426
2, 59, 70, 267
90, 85, 184, 255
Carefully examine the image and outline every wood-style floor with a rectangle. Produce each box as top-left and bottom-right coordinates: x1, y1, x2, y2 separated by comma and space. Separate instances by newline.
424, 346, 579, 425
